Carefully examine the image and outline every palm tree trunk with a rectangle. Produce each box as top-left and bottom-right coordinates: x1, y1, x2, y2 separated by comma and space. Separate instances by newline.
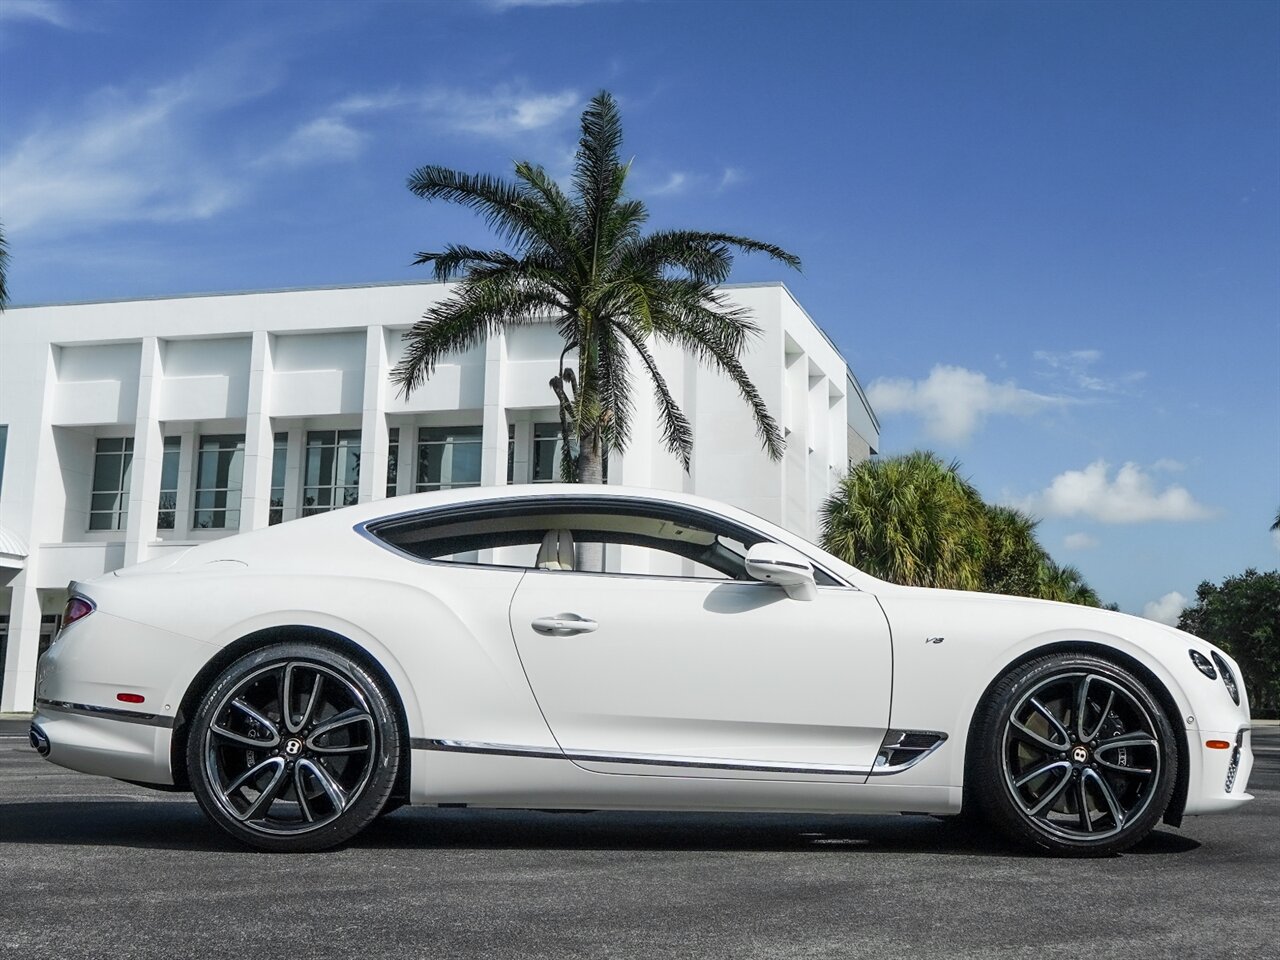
576, 429, 605, 570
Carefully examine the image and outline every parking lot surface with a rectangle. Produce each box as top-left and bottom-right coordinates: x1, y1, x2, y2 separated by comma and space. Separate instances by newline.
1, 718, 1276, 960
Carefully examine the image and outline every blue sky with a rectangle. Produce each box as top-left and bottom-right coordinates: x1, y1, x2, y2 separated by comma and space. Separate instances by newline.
2, 0, 1277, 617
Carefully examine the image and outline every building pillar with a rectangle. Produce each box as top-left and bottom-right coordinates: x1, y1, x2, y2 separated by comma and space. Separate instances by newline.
123, 337, 164, 566
0, 571, 41, 713
480, 332, 508, 486
240, 331, 275, 531
358, 326, 389, 503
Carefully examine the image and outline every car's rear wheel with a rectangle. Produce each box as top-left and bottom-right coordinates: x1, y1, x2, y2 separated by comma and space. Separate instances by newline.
972, 652, 1177, 857
188, 642, 401, 852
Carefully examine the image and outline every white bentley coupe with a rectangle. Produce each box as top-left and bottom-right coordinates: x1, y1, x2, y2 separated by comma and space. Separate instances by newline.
31, 485, 1253, 855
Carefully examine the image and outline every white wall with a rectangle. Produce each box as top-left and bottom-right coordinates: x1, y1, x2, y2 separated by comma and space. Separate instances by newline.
0, 280, 873, 711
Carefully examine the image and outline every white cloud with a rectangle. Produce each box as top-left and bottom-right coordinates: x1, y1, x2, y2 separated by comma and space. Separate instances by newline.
0, 0, 76, 29
1063, 532, 1098, 550
1143, 591, 1189, 626
650, 172, 690, 195
484, 0, 611, 9
255, 116, 366, 168
314, 84, 580, 142
717, 167, 746, 192
867, 365, 1066, 442
420, 87, 580, 138
0, 73, 247, 234
1033, 348, 1145, 394
1151, 458, 1186, 473
1017, 461, 1214, 524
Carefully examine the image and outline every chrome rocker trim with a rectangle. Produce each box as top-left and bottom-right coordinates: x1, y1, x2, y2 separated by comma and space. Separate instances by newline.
413, 731, 949, 777
35, 698, 175, 729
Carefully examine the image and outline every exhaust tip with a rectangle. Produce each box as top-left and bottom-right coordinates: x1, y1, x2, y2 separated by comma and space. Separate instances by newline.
29, 724, 50, 757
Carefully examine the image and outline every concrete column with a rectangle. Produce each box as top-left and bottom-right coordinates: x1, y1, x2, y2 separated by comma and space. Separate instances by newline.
123, 337, 164, 566
358, 326, 389, 503
240, 331, 275, 531
283, 428, 304, 522
0, 571, 42, 712
512, 418, 532, 484
0, 344, 57, 712
480, 332, 508, 486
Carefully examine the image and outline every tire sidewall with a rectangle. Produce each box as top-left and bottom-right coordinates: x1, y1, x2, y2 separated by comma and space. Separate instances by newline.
975, 653, 1178, 857
187, 641, 402, 852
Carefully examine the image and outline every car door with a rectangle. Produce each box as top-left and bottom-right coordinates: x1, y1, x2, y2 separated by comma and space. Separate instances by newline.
508, 567, 893, 781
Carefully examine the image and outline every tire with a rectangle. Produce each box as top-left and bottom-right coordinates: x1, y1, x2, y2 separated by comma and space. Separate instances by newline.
188, 642, 402, 852
971, 652, 1178, 857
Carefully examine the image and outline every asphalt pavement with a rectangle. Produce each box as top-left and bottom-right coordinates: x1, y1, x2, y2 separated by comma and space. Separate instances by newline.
1, 717, 1276, 960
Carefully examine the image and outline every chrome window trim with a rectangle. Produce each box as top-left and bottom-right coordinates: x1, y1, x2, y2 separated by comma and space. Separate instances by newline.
354, 494, 854, 589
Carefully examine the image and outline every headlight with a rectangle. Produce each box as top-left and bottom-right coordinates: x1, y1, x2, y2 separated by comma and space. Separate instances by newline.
1188, 649, 1217, 679
1210, 652, 1240, 705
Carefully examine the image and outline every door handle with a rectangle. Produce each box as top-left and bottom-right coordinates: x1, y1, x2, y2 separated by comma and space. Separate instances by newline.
531, 614, 599, 635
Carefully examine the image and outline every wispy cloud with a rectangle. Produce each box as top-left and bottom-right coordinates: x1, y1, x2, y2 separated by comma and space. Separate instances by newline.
0, 0, 77, 29
254, 116, 367, 168
483, 0, 614, 9
269, 84, 582, 160
650, 171, 690, 195
1033, 348, 1146, 395
1015, 461, 1215, 524
867, 365, 1068, 443
1063, 532, 1098, 550
717, 166, 746, 192
0, 68, 258, 234
1143, 591, 1189, 626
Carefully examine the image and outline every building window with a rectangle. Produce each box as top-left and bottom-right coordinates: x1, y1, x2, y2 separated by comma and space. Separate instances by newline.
156, 437, 182, 530
193, 435, 245, 529
303, 429, 360, 516
89, 437, 133, 531
415, 426, 482, 492
386, 427, 400, 498
269, 432, 288, 525
532, 423, 567, 482
507, 424, 515, 484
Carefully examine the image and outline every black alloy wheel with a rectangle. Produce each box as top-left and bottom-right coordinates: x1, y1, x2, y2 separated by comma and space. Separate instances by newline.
973, 652, 1178, 857
188, 642, 402, 852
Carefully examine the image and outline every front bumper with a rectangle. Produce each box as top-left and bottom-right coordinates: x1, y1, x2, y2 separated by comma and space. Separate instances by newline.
1184, 724, 1254, 816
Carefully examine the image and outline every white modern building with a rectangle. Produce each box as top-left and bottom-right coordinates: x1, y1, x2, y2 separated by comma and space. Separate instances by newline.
0, 280, 879, 712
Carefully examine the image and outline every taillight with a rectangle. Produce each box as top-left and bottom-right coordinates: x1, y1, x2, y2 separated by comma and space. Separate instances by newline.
63, 596, 95, 627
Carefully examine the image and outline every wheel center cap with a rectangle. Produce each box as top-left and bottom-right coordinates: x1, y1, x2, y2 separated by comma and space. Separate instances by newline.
1071, 745, 1089, 764
284, 738, 304, 757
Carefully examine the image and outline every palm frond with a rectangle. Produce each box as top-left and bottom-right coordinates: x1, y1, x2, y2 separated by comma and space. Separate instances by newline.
406, 166, 541, 249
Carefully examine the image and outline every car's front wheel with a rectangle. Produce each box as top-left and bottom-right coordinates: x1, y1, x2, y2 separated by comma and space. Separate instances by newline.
188, 642, 402, 852
972, 652, 1178, 857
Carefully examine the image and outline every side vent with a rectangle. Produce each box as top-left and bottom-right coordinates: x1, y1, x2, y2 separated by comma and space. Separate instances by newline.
873, 729, 948, 774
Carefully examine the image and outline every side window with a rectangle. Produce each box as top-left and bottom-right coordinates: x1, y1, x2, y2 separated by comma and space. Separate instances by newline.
366, 500, 838, 584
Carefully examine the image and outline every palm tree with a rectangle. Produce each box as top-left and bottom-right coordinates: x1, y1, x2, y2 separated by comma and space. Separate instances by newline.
392, 91, 797, 486
0, 221, 9, 312
1036, 560, 1101, 607
981, 504, 1047, 597
820, 452, 988, 590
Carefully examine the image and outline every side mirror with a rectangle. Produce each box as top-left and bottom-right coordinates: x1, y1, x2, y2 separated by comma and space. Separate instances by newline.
745, 542, 818, 601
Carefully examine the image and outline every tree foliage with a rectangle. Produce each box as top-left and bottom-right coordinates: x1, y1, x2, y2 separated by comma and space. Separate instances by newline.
392, 91, 798, 484
820, 451, 1102, 605
1178, 569, 1280, 718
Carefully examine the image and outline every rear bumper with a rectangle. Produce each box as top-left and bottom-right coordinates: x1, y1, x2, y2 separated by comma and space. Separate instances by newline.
32, 702, 175, 786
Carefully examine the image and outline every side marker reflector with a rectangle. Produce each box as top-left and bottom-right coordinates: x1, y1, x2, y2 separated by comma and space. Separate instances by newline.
116, 693, 145, 704
1205, 740, 1231, 750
